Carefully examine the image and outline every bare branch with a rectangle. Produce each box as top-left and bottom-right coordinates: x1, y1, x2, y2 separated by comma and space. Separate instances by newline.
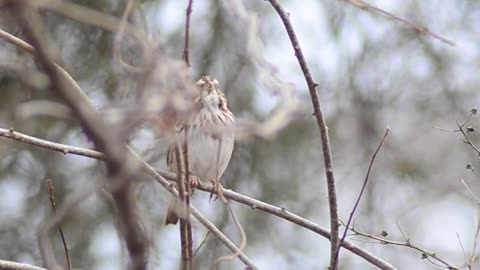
173, 143, 194, 270
333, 127, 390, 266
0, 28, 34, 53
180, 0, 195, 264
46, 179, 72, 270
210, 192, 247, 269
348, 224, 461, 270
0, 127, 396, 270
114, 0, 147, 73
460, 179, 480, 205
344, 0, 455, 46
0, 259, 47, 270
265, 1, 339, 268
470, 209, 480, 267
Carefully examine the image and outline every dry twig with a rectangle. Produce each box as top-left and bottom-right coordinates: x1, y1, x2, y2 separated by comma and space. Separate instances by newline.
333, 127, 389, 266
265, 1, 339, 268
0, 259, 48, 270
344, 0, 455, 46
347, 223, 461, 270
179, 1, 195, 268
46, 179, 72, 270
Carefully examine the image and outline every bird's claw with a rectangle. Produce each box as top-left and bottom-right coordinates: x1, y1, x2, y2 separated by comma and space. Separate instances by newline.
189, 175, 200, 189
209, 179, 223, 202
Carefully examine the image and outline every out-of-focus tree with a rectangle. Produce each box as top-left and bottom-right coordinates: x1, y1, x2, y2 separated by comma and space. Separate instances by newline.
0, 0, 479, 270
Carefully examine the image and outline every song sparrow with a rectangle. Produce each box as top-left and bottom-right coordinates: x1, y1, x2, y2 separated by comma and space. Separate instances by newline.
164, 75, 235, 225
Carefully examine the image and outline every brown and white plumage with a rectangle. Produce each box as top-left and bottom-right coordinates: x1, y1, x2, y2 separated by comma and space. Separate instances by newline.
164, 75, 235, 225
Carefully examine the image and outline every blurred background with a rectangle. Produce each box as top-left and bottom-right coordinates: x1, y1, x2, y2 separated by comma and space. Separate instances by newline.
0, 0, 480, 269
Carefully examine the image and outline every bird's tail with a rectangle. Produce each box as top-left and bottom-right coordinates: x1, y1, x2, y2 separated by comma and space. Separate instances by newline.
164, 197, 180, 225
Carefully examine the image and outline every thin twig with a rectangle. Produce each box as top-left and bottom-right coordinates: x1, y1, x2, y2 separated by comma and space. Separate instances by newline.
457, 121, 480, 156
174, 142, 194, 270
344, 0, 455, 46
182, 0, 194, 66
0, 259, 48, 270
0, 28, 34, 53
395, 222, 409, 243
460, 179, 480, 205
470, 209, 480, 268
210, 194, 247, 270
46, 179, 72, 270
461, 179, 480, 269
265, 1, 340, 269
40, 179, 105, 270
468, 165, 480, 178
194, 231, 211, 257
114, 0, 145, 73
333, 127, 389, 266
456, 232, 468, 268
348, 225, 462, 270
18, 0, 145, 44
434, 109, 477, 133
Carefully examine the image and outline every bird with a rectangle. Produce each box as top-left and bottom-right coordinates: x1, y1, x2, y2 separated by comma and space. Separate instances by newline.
164, 75, 235, 225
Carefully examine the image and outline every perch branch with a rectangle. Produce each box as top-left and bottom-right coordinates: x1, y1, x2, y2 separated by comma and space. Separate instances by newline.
46, 179, 72, 270
344, 0, 455, 46
0, 128, 395, 270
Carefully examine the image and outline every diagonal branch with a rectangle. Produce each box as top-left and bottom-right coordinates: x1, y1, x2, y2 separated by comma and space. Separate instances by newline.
333, 127, 389, 266
132, 152, 258, 269
265, 1, 339, 269
344, 0, 455, 46
0, 128, 396, 270
46, 179, 73, 270
0, 259, 48, 270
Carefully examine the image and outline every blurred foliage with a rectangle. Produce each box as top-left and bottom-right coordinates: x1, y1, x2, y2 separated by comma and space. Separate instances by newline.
1, 0, 480, 269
